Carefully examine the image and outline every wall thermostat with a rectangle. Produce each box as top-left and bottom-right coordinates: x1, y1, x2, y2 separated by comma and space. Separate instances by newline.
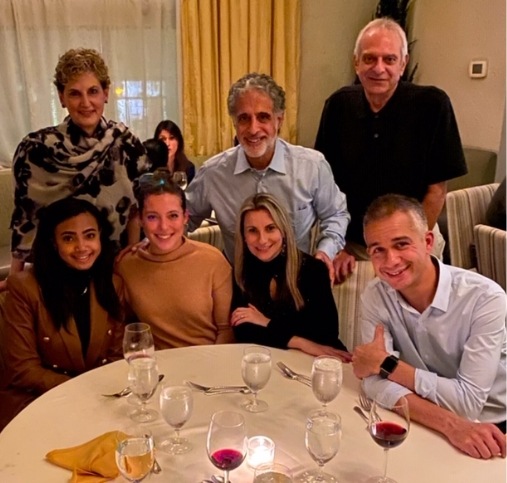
469, 60, 487, 79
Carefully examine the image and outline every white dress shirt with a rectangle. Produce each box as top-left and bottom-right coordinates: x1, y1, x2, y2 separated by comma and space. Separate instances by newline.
361, 259, 506, 424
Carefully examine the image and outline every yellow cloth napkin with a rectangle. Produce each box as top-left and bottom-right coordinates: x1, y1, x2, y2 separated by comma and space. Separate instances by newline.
46, 431, 125, 483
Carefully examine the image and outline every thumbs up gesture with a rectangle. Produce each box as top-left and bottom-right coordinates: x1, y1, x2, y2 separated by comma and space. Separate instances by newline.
352, 324, 389, 379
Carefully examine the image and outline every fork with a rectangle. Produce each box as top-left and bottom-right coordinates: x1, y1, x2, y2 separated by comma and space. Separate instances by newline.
358, 391, 382, 422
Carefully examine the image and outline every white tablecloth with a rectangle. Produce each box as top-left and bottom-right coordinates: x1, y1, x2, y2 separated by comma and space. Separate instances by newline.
0, 344, 504, 482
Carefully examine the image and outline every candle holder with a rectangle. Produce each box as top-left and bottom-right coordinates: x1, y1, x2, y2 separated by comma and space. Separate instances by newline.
247, 436, 275, 469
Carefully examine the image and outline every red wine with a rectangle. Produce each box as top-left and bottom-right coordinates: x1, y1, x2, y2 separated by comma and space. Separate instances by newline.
370, 421, 407, 449
210, 448, 245, 471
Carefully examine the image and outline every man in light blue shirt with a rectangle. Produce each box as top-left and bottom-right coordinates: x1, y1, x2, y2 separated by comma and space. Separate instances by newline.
353, 194, 506, 459
186, 73, 349, 281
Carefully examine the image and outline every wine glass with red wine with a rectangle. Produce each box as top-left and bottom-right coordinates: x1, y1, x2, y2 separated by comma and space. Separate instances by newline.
368, 396, 410, 483
206, 410, 247, 483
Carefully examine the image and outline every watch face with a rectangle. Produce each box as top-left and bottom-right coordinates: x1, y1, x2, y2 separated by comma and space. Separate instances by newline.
380, 355, 399, 378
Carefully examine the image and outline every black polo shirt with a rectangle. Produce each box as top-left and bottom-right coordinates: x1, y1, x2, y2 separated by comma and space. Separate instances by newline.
315, 81, 467, 246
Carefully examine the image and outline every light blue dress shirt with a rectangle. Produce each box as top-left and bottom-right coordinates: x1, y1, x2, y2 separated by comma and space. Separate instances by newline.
186, 139, 350, 262
361, 259, 506, 424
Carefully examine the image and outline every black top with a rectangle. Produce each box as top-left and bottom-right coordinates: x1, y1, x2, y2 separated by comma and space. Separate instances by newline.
486, 178, 506, 230
315, 81, 467, 246
232, 252, 347, 351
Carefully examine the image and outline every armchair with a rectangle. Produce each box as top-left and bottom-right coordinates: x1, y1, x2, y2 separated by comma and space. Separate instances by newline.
446, 183, 506, 290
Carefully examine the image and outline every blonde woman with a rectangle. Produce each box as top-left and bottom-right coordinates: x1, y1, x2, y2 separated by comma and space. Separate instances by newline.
232, 193, 350, 361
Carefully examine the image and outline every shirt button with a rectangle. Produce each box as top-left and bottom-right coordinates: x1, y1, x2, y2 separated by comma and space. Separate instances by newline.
63, 371, 68, 375
43, 337, 50, 342
52, 364, 58, 369
102, 358, 108, 364
107, 329, 112, 336
373, 133, 379, 139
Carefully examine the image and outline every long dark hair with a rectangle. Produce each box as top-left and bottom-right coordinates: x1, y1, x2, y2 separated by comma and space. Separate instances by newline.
153, 120, 193, 173
32, 197, 122, 329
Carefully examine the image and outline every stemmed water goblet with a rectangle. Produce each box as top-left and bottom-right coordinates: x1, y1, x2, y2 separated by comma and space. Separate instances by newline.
241, 346, 272, 413
367, 396, 410, 483
123, 323, 155, 363
128, 356, 159, 422
115, 427, 154, 482
172, 171, 188, 190
159, 385, 193, 454
304, 410, 342, 483
311, 356, 343, 413
206, 410, 247, 483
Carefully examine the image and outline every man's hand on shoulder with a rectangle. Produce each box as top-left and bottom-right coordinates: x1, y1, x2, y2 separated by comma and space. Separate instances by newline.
314, 250, 335, 285
333, 249, 356, 284
447, 419, 506, 459
352, 324, 388, 379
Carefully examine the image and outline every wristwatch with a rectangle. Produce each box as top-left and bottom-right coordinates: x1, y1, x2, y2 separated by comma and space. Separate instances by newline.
379, 355, 399, 379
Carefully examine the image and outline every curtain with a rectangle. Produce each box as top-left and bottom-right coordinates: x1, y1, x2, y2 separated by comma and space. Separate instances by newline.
180, 0, 301, 156
0, 0, 178, 167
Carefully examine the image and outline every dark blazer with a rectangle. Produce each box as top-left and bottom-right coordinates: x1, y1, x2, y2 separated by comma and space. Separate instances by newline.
0, 269, 123, 430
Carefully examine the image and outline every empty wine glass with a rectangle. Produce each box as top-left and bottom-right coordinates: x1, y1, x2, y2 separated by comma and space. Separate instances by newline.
123, 323, 155, 363
115, 427, 154, 482
128, 356, 159, 422
206, 410, 247, 483
304, 410, 342, 483
311, 356, 343, 413
159, 385, 193, 454
367, 396, 410, 483
172, 171, 188, 190
241, 346, 272, 413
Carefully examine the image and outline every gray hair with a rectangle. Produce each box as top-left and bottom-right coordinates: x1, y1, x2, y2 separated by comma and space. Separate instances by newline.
227, 73, 286, 116
354, 18, 408, 59
363, 194, 428, 235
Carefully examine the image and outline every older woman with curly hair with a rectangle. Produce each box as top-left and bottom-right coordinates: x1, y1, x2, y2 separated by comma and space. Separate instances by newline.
2, 48, 152, 290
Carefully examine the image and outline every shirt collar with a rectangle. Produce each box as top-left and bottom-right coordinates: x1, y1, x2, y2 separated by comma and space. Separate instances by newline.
385, 256, 450, 313
233, 138, 286, 175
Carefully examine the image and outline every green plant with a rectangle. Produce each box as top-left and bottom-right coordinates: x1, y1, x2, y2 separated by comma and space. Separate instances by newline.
375, 0, 418, 82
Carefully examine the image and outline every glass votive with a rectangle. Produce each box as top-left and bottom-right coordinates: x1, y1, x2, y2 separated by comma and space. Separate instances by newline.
247, 436, 275, 469
253, 462, 293, 482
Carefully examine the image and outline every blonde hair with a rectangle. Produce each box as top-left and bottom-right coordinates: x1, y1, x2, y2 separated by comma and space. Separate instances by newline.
234, 193, 304, 310
54, 48, 110, 92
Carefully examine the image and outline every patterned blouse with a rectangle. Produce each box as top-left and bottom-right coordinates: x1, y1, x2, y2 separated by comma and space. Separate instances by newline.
10, 117, 151, 261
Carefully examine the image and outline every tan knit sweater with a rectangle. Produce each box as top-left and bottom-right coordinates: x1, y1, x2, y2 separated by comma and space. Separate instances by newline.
115, 238, 234, 348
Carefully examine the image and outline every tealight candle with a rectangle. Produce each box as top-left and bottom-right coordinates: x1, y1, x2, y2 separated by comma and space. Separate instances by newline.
247, 436, 275, 469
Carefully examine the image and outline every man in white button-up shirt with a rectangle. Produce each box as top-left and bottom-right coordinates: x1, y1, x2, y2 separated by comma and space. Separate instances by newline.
352, 194, 506, 459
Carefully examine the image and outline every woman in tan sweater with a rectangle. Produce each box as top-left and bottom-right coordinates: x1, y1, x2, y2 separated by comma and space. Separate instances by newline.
115, 170, 234, 348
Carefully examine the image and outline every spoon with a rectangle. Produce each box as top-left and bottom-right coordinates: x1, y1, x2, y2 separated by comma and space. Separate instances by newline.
102, 374, 164, 397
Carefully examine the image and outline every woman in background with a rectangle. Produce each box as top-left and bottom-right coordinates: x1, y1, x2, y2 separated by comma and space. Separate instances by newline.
232, 193, 351, 361
0, 198, 123, 430
154, 120, 195, 184
115, 170, 233, 348
2, 48, 151, 291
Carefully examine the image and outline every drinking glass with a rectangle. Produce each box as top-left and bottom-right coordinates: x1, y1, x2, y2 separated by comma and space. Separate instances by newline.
311, 356, 343, 412
241, 346, 272, 412
123, 323, 155, 363
159, 385, 193, 454
128, 356, 159, 422
115, 428, 154, 482
304, 410, 342, 483
206, 410, 247, 483
367, 396, 410, 483
254, 462, 294, 482
172, 171, 188, 190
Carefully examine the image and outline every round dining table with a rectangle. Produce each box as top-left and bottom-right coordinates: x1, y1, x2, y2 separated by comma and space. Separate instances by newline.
0, 343, 504, 482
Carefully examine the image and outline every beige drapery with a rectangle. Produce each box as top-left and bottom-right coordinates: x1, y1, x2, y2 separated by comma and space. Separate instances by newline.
180, 0, 301, 157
